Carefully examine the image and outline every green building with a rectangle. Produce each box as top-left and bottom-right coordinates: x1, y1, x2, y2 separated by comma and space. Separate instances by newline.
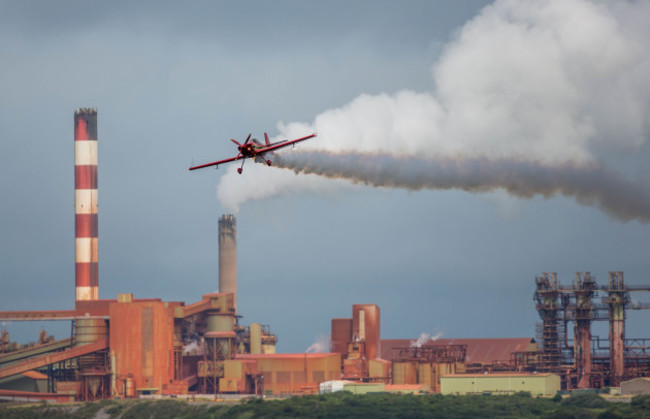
343, 382, 386, 394
440, 373, 560, 396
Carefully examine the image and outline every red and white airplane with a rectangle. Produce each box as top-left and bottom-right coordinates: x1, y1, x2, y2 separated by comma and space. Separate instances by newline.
189, 132, 316, 174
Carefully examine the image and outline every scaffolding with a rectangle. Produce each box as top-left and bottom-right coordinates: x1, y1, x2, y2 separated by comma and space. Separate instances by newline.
395, 345, 467, 364
534, 273, 565, 369
532, 271, 650, 389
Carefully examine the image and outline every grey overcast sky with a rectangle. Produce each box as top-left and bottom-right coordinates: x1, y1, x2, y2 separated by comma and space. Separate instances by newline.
1, 0, 649, 352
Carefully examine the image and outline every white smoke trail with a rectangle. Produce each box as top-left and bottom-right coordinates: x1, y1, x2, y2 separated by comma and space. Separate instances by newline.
274, 151, 650, 223
217, 0, 650, 216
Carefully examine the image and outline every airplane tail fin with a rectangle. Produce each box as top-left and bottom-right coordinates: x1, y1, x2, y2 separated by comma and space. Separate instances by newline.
264, 132, 271, 146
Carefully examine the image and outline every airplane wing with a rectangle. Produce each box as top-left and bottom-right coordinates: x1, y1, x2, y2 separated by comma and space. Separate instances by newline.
188, 155, 242, 171
257, 134, 317, 153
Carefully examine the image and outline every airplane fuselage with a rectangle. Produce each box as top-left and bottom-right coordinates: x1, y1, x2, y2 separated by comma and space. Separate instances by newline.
238, 143, 261, 158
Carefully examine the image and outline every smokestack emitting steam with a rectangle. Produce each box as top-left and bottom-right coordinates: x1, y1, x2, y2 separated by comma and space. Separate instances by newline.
219, 214, 237, 309
217, 0, 650, 220
74, 108, 99, 301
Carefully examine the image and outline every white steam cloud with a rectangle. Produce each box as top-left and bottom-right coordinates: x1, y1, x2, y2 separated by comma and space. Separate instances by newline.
305, 334, 330, 353
410, 331, 445, 348
183, 340, 202, 355
218, 0, 650, 219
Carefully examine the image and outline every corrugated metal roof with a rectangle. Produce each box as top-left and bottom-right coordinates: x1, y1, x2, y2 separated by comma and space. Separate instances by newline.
235, 353, 338, 360
443, 373, 556, 378
381, 338, 537, 364
385, 384, 426, 390
622, 377, 650, 383
343, 382, 385, 387
204, 331, 236, 338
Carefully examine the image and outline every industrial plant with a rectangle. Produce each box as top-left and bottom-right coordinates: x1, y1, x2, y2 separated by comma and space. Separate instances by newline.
1, 109, 650, 402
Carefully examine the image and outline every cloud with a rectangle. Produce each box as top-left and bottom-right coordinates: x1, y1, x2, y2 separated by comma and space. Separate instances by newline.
217, 0, 650, 219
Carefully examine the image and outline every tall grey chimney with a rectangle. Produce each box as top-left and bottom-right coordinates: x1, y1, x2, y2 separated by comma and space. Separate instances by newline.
218, 214, 237, 309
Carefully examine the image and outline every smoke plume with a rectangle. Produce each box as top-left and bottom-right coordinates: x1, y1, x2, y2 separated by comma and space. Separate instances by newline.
305, 334, 329, 353
410, 331, 445, 348
183, 340, 202, 355
274, 152, 650, 223
218, 0, 650, 218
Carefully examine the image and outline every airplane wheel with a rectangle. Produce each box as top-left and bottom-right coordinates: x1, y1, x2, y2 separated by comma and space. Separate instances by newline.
267, 160, 272, 166
237, 168, 242, 174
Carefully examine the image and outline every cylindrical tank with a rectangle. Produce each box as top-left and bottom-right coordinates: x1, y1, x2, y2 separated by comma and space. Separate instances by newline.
218, 215, 237, 309
392, 362, 417, 384
74, 108, 99, 301
75, 318, 108, 345
204, 294, 236, 360
250, 323, 262, 355
207, 313, 234, 332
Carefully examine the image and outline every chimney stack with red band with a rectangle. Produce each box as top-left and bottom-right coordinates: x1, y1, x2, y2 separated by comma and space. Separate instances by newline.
74, 108, 99, 301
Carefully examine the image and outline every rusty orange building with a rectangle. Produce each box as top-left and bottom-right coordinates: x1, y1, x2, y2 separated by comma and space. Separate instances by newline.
232, 353, 341, 395
109, 296, 185, 396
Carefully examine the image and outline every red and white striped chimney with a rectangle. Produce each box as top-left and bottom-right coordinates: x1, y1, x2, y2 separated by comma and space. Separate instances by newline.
74, 108, 99, 301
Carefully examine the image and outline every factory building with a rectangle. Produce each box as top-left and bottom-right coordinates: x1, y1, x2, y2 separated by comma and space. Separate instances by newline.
1, 110, 650, 401
329, 304, 391, 383
440, 373, 561, 396
620, 378, 650, 396
378, 273, 650, 392
232, 353, 341, 395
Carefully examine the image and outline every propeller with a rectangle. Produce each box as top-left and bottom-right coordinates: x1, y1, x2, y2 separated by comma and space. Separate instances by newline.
231, 134, 252, 148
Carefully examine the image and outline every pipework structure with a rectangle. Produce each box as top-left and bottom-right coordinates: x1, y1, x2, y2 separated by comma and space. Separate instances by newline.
532, 271, 650, 389
534, 273, 565, 369
607, 272, 626, 386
